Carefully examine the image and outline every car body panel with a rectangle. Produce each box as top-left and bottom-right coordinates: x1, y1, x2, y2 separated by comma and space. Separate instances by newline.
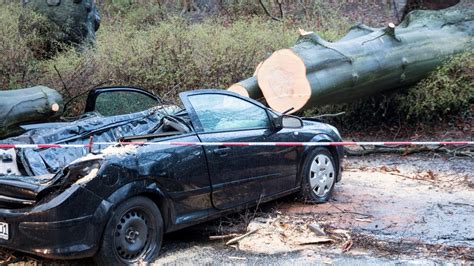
180, 90, 303, 209
0, 87, 343, 259
198, 128, 299, 209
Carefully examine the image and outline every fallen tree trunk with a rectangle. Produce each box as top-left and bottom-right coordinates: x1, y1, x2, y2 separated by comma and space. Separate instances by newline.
229, 4, 473, 114
228, 76, 262, 100
0, 86, 63, 139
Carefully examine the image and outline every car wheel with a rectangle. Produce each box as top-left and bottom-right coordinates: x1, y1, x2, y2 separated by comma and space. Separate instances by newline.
94, 196, 163, 265
299, 147, 337, 203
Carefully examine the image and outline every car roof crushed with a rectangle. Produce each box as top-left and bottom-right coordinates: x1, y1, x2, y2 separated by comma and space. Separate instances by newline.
0, 105, 180, 176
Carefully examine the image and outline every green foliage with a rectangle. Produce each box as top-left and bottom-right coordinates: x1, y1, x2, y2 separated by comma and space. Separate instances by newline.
39, 16, 296, 110
286, 0, 350, 41
18, 8, 63, 59
0, 4, 37, 89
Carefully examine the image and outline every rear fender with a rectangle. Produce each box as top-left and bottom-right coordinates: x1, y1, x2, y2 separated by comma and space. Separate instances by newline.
99, 181, 172, 231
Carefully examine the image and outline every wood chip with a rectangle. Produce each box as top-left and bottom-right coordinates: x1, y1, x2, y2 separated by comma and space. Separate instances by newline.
228, 256, 246, 260
341, 239, 353, 253
297, 237, 334, 245
209, 233, 240, 240
225, 229, 258, 245
308, 223, 326, 236
355, 218, 372, 223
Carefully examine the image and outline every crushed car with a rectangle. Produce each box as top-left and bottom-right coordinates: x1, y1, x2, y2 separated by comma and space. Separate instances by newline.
0, 87, 343, 264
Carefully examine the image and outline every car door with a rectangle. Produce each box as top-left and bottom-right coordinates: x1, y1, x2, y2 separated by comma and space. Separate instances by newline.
83, 86, 161, 116
180, 90, 300, 210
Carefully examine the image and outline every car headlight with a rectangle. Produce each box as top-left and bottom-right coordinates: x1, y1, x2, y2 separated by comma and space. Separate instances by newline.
327, 124, 342, 139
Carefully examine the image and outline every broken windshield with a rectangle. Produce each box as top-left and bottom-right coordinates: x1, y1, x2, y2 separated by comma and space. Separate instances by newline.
188, 94, 270, 132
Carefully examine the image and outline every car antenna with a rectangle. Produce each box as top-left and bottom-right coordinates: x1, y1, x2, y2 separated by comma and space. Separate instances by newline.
282, 107, 294, 114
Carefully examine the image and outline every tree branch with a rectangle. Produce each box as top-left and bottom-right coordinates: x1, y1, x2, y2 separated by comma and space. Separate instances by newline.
277, 0, 284, 19
258, 0, 282, 21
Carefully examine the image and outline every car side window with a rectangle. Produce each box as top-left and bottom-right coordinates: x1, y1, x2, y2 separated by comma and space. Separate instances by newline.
94, 91, 158, 116
188, 94, 270, 132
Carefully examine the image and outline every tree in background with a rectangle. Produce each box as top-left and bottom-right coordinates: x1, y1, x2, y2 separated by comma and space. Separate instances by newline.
19, 0, 101, 58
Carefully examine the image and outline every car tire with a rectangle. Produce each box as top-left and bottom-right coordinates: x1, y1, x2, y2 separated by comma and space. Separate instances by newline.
94, 196, 163, 265
299, 147, 337, 203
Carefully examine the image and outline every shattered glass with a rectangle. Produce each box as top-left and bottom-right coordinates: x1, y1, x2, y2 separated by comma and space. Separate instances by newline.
188, 94, 270, 131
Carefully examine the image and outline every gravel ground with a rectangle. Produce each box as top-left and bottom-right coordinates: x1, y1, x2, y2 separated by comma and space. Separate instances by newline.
157, 153, 474, 265
5, 153, 474, 265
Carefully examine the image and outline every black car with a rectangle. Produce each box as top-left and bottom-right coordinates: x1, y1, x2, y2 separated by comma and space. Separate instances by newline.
0, 87, 343, 264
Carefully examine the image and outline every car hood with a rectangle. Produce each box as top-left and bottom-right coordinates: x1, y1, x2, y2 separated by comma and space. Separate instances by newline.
302, 118, 342, 140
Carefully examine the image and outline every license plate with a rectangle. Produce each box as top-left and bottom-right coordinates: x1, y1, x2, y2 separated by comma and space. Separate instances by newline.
0, 222, 8, 240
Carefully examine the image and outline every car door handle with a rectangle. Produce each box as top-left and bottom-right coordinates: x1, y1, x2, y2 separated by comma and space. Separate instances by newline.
213, 146, 231, 156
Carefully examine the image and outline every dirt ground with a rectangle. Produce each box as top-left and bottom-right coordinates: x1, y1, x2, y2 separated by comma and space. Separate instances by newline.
4, 152, 474, 265
156, 153, 474, 265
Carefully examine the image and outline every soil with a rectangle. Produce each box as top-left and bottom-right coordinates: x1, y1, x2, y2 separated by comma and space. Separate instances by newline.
157, 153, 474, 264
5, 152, 473, 265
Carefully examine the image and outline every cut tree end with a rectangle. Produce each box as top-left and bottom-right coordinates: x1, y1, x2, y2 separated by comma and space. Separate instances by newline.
256, 49, 311, 114
253, 61, 263, 77
51, 103, 60, 112
298, 28, 313, 36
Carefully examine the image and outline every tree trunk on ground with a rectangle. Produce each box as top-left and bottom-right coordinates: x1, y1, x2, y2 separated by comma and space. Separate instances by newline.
228, 62, 263, 99
229, 4, 473, 114
0, 86, 63, 139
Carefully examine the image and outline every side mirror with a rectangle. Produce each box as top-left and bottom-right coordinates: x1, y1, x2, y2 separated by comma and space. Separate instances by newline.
273, 114, 303, 130
282, 115, 303, 128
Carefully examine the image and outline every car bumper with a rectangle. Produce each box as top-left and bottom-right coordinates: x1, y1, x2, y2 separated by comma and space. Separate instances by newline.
0, 214, 99, 259
0, 185, 110, 259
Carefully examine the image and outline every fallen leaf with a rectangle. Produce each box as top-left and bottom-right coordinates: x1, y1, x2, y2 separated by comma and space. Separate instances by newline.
341, 239, 353, 253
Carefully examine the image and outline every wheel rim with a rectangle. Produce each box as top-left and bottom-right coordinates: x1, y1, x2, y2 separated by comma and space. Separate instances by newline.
309, 154, 335, 197
113, 207, 155, 263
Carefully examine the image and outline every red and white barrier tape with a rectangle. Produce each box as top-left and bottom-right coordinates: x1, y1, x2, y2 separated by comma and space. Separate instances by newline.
0, 141, 473, 149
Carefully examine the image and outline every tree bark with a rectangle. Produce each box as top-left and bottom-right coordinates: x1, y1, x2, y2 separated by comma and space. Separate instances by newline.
0, 86, 63, 139
229, 5, 473, 114
20, 0, 101, 58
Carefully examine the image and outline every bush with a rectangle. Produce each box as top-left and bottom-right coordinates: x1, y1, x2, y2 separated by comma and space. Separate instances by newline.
38, 17, 297, 113
396, 52, 473, 121
0, 4, 38, 89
